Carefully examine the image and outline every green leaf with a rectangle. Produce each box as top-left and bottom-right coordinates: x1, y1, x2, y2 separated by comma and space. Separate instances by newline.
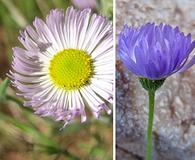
1, 0, 28, 27
0, 112, 57, 147
98, 0, 113, 20
90, 147, 106, 157
0, 78, 10, 102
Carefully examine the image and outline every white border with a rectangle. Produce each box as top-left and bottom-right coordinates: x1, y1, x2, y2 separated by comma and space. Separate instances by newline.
113, 0, 116, 159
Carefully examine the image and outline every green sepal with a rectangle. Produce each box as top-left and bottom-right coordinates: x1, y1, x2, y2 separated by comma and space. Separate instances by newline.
139, 78, 165, 92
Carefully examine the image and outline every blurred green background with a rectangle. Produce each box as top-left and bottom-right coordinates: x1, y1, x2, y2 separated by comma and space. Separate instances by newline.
0, 0, 113, 159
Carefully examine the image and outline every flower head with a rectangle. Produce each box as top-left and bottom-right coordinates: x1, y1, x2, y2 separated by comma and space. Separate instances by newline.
9, 7, 113, 127
119, 23, 195, 80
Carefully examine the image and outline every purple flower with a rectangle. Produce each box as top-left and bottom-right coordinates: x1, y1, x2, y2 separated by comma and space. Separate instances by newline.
119, 23, 195, 80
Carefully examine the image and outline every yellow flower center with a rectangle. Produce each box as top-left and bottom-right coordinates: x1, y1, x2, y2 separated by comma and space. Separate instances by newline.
49, 49, 93, 90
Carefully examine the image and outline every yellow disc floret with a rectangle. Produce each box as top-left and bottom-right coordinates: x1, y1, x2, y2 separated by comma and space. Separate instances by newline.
49, 49, 93, 90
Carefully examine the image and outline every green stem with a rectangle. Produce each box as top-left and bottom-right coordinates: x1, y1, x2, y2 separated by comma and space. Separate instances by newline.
5, 94, 23, 106
146, 90, 155, 160
5, 94, 32, 112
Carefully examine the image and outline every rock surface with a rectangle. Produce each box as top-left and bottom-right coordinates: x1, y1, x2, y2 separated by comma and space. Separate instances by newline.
116, 0, 195, 159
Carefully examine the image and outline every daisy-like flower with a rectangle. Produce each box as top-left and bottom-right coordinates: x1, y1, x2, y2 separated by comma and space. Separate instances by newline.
9, 7, 113, 127
119, 23, 195, 80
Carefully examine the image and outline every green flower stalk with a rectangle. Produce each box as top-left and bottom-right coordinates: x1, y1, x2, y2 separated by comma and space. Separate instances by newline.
139, 78, 165, 160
